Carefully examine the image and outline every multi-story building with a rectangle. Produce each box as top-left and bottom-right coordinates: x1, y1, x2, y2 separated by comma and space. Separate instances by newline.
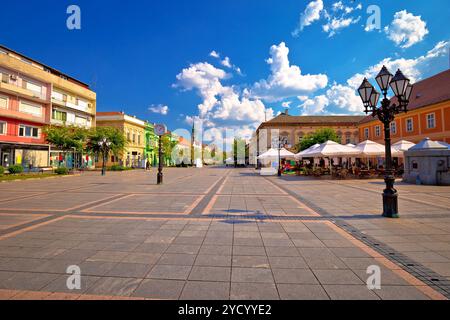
359, 69, 450, 144
0, 45, 96, 168
256, 111, 365, 150
96, 111, 146, 167
145, 122, 158, 166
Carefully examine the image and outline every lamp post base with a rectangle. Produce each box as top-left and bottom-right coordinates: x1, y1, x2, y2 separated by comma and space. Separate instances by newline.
157, 172, 163, 185
382, 186, 399, 218
277, 169, 281, 177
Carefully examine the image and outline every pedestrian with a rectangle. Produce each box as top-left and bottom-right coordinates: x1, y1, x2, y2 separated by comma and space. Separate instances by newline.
146, 160, 151, 171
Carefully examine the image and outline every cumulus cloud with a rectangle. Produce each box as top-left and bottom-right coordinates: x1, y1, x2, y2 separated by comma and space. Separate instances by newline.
292, 0, 324, 36
346, 40, 449, 89
293, 0, 362, 37
149, 104, 169, 115
326, 84, 361, 113
298, 40, 449, 115
299, 95, 329, 115
175, 62, 273, 130
323, 16, 361, 37
209, 50, 220, 58
221, 57, 232, 68
322, 1, 362, 37
251, 42, 328, 102
385, 10, 429, 48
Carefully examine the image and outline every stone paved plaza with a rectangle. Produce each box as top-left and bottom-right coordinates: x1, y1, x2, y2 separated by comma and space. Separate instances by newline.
0, 167, 450, 300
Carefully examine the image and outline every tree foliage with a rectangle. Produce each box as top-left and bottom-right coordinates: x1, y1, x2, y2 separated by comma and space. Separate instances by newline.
43, 125, 88, 152
297, 128, 340, 151
85, 126, 127, 158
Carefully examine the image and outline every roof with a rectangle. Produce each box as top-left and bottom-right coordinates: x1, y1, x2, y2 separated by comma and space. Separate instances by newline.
259, 114, 365, 129
0, 44, 90, 88
96, 111, 124, 116
360, 69, 450, 124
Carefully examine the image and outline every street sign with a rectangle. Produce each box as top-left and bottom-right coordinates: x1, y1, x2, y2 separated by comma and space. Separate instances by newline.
154, 124, 167, 136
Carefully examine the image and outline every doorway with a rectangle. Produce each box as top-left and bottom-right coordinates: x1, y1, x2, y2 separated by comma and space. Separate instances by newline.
2, 152, 10, 167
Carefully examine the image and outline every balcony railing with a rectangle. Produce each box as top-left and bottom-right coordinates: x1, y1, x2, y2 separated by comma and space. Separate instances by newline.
0, 81, 48, 102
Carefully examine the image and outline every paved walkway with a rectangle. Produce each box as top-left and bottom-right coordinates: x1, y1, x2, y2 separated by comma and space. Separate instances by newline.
0, 167, 449, 300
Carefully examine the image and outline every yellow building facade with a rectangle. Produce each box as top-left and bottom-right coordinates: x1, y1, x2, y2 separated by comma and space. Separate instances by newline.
96, 112, 146, 167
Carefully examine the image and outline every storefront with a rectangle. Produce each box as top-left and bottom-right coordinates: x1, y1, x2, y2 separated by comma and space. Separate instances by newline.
0, 142, 50, 168
49, 150, 94, 168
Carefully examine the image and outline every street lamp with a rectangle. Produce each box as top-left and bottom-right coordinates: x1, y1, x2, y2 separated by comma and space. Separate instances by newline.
358, 66, 413, 218
98, 138, 112, 176
276, 136, 287, 177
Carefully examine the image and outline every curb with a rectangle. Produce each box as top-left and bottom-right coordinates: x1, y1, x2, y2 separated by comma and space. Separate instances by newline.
0, 174, 82, 183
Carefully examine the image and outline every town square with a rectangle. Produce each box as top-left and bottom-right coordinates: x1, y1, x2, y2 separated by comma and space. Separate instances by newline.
1, 0, 450, 307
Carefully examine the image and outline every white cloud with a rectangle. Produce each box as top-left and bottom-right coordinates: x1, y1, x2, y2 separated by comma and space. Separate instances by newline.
300, 40, 449, 115
323, 16, 361, 37
347, 40, 449, 89
292, 0, 324, 36
251, 42, 328, 102
292, 1, 362, 37
149, 104, 169, 115
281, 101, 292, 108
326, 83, 361, 113
209, 50, 220, 58
221, 57, 232, 68
385, 10, 429, 48
299, 95, 329, 115
175, 62, 273, 130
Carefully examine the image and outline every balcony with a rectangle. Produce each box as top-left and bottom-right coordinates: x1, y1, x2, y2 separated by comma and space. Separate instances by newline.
0, 81, 48, 103
51, 97, 93, 115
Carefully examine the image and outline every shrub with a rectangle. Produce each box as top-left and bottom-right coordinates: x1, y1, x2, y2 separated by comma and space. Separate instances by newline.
0, 166, 4, 176
8, 165, 23, 174
55, 167, 69, 175
110, 164, 124, 171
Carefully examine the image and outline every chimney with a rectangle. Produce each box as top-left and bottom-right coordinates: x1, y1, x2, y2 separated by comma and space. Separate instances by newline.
284, 108, 289, 115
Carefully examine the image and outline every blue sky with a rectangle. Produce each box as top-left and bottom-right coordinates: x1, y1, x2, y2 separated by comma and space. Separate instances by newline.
1, 0, 449, 138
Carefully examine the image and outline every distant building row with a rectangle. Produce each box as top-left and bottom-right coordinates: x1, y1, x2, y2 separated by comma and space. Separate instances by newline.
0, 45, 190, 169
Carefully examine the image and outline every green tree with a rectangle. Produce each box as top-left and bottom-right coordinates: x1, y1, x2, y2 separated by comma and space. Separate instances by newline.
44, 125, 88, 167
297, 128, 340, 151
85, 126, 127, 162
157, 134, 178, 165
233, 137, 246, 166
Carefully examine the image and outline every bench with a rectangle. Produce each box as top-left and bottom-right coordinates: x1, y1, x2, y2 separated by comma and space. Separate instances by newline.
39, 167, 54, 174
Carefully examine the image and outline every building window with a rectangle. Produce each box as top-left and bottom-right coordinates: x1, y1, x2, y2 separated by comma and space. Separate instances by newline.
75, 116, 87, 126
364, 128, 369, 139
1, 73, 9, 83
390, 122, 397, 135
0, 95, 8, 109
127, 131, 131, 142
138, 134, 141, 144
52, 109, 67, 122
132, 133, 136, 143
426, 113, 436, 129
18, 124, 39, 138
375, 125, 381, 137
52, 90, 64, 101
25, 80, 42, 94
19, 101, 42, 117
406, 118, 413, 132
0, 121, 6, 135
345, 136, 351, 144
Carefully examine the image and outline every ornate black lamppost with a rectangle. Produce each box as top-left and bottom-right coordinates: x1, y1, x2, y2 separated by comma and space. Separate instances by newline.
358, 66, 413, 218
98, 137, 111, 176
276, 136, 287, 177
154, 124, 167, 185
